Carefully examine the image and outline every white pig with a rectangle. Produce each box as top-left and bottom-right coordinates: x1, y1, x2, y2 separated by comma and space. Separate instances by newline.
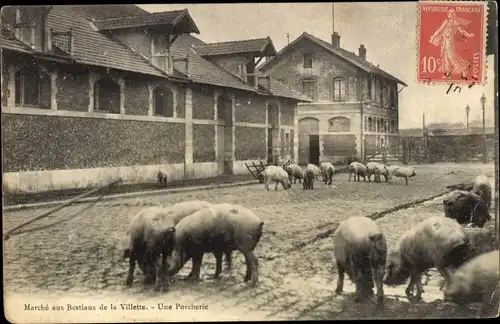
320, 162, 336, 185
285, 163, 304, 184
262, 165, 292, 191
349, 162, 367, 182
366, 162, 389, 183
443, 250, 500, 317
387, 165, 416, 185
333, 216, 387, 305
384, 216, 472, 300
472, 175, 492, 210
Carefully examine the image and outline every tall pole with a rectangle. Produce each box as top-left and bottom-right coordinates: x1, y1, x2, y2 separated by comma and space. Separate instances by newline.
465, 105, 470, 131
480, 93, 487, 163
332, 2, 335, 33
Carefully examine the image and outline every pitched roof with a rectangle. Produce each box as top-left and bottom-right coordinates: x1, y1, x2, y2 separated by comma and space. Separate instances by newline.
0, 27, 32, 53
171, 35, 258, 92
93, 9, 200, 34
69, 5, 149, 20
193, 37, 277, 57
259, 32, 407, 86
258, 78, 312, 102
47, 6, 167, 77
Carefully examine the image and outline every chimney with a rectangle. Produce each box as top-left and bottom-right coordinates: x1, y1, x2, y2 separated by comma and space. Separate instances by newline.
331, 32, 340, 49
358, 44, 366, 60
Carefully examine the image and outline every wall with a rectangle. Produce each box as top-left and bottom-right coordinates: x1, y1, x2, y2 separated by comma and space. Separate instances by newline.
208, 55, 249, 78
262, 38, 361, 102
234, 92, 266, 124
192, 85, 214, 120
193, 124, 215, 162
111, 30, 152, 59
56, 65, 90, 112
234, 126, 266, 160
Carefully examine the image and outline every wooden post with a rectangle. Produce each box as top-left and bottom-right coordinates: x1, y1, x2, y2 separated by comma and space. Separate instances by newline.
402, 138, 409, 165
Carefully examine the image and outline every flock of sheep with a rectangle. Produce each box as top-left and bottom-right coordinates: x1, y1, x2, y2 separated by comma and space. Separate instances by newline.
121, 162, 498, 317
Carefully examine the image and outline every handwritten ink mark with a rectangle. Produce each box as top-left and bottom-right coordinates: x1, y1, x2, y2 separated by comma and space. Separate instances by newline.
446, 83, 462, 95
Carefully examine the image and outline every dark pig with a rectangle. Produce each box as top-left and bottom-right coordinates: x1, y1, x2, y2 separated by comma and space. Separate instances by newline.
443, 190, 491, 228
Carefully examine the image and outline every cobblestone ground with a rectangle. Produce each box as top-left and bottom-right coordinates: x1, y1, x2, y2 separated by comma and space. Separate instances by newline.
3, 163, 497, 321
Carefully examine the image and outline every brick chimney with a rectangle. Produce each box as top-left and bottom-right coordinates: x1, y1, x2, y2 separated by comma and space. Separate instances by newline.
358, 44, 366, 60
331, 32, 340, 49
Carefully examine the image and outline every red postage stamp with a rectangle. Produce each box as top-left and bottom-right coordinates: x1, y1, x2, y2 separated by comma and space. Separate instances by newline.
417, 1, 487, 85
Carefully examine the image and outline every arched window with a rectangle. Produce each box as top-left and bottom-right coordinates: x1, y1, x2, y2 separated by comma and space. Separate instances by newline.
301, 78, 315, 100
328, 117, 350, 132
368, 117, 373, 132
15, 66, 50, 108
332, 77, 346, 102
94, 78, 120, 114
383, 119, 388, 133
390, 120, 396, 133
153, 87, 174, 117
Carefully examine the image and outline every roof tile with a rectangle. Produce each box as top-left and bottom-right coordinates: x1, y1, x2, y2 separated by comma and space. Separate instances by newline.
0, 27, 32, 53
47, 6, 166, 77
94, 10, 186, 30
193, 38, 276, 56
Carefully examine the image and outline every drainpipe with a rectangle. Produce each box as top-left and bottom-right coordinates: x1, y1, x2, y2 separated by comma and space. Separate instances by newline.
359, 77, 365, 162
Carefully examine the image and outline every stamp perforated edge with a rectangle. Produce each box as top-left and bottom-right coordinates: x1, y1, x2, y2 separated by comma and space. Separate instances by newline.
416, 0, 489, 86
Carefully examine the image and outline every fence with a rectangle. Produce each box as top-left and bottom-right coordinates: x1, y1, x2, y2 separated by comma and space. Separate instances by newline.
400, 133, 496, 164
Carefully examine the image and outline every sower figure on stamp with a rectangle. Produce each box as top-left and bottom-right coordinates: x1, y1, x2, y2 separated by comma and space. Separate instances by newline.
429, 9, 474, 79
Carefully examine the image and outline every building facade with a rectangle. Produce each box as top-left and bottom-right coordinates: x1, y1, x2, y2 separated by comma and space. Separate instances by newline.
1, 5, 310, 194
258, 32, 407, 164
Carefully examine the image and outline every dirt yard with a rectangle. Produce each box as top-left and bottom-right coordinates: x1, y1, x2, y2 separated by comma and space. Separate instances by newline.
3, 163, 497, 321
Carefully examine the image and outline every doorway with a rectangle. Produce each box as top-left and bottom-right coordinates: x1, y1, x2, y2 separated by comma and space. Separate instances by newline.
309, 135, 320, 164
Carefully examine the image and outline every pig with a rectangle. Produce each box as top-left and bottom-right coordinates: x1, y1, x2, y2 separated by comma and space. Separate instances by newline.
262, 165, 292, 191
387, 165, 416, 185
157, 171, 168, 187
168, 203, 264, 287
481, 281, 500, 317
303, 164, 317, 190
285, 163, 304, 184
348, 162, 367, 182
366, 162, 389, 183
462, 227, 497, 259
472, 175, 492, 210
124, 201, 231, 291
308, 163, 322, 180
384, 216, 473, 300
443, 190, 492, 228
443, 250, 500, 317
320, 162, 336, 185
333, 216, 387, 305
373, 164, 390, 183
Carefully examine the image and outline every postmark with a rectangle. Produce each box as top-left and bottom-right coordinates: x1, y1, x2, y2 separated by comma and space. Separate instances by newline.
417, 1, 487, 85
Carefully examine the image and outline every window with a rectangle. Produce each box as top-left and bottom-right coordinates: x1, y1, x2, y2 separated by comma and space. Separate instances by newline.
94, 78, 120, 114
383, 119, 388, 133
153, 87, 174, 117
301, 78, 315, 100
303, 53, 313, 68
333, 77, 346, 102
380, 81, 385, 106
368, 117, 373, 132
329, 117, 350, 132
15, 67, 50, 108
391, 87, 397, 108
390, 120, 396, 133
367, 77, 372, 100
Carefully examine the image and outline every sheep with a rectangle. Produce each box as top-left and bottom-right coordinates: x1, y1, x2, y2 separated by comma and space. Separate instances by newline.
285, 163, 304, 184
443, 190, 492, 228
157, 171, 168, 187
384, 216, 473, 301
333, 216, 387, 305
366, 162, 389, 183
348, 162, 367, 182
443, 250, 500, 317
168, 203, 264, 287
303, 164, 317, 190
472, 175, 492, 210
262, 165, 292, 191
320, 162, 336, 185
124, 201, 231, 291
387, 165, 416, 185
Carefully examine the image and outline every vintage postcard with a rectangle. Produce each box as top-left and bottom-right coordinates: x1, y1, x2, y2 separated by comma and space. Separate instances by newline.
2, 2, 498, 322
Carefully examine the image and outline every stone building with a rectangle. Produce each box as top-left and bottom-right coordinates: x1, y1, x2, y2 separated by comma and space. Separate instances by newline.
1, 5, 310, 194
258, 32, 407, 164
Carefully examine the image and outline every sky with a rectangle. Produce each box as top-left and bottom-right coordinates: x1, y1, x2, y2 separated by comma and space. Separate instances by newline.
138, 2, 496, 129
